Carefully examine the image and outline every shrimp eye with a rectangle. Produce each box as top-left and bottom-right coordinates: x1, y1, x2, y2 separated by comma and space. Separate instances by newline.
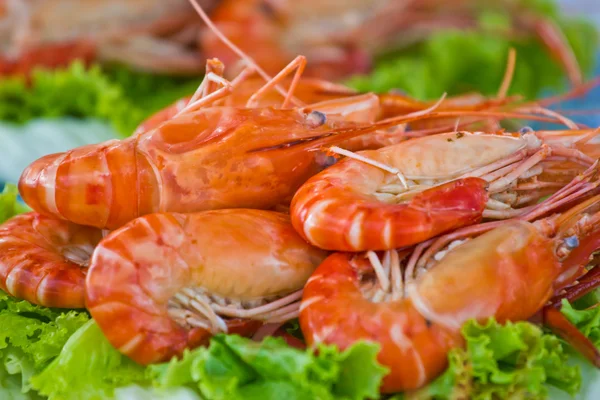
519, 126, 534, 135
564, 235, 579, 249
305, 111, 327, 128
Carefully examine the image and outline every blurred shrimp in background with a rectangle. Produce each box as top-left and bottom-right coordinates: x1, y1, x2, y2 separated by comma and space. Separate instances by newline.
0, 0, 218, 76
200, 0, 594, 83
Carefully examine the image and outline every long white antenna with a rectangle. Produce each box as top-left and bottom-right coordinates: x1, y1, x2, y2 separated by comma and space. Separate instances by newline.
188, 0, 301, 106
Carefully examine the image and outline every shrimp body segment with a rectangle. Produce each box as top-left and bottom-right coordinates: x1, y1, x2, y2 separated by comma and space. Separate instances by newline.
0, 212, 102, 308
86, 209, 328, 365
291, 131, 593, 251
19, 105, 392, 230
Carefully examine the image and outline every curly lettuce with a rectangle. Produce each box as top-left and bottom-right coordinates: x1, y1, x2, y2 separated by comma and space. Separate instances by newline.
400, 319, 580, 400
0, 62, 199, 137
0, 291, 89, 399
30, 320, 147, 400
29, 320, 386, 400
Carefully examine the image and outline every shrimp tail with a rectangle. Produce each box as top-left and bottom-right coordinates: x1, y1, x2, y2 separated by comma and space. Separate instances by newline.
18, 138, 160, 229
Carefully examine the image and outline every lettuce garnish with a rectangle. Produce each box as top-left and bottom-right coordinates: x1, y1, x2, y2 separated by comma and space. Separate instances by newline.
561, 296, 600, 349
402, 319, 580, 400
30, 320, 147, 400
0, 1, 598, 397
29, 321, 386, 400
0, 291, 89, 399
0, 63, 199, 137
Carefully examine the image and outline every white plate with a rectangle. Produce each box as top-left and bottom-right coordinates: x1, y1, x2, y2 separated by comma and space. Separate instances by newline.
0, 118, 118, 183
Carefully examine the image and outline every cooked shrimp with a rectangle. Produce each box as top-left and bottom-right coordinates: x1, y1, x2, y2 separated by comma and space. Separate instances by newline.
300, 189, 600, 392
290, 130, 595, 251
85, 209, 328, 364
19, 49, 444, 230
0, 212, 102, 308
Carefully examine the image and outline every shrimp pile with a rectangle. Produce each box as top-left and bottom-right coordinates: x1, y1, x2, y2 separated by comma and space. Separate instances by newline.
1, 0, 600, 396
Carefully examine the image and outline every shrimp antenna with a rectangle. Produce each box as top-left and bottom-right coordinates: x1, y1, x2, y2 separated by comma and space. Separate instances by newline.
187, 0, 302, 106
497, 48, 516, 100
537, 75, 600, 108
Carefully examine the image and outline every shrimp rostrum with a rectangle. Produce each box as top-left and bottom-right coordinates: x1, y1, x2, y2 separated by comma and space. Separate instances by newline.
291, 129, 597, 251
85, 209, 327, 364
300, 176, 600, 393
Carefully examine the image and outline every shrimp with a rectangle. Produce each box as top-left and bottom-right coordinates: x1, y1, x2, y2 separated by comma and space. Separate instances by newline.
300, 186, 600, 392
0, 212, 102, 308
0, 0, 218, 77
290, 129, 596, 251
85, 209, 328, 365
19, 50, 442, 230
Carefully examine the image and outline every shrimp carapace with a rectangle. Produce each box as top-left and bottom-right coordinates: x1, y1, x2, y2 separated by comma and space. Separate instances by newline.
20, 103, 425, 230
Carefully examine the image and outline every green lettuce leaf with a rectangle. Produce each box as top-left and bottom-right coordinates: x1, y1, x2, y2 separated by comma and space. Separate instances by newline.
101, 65, 200, 117
403, 319, 580, 400
561, 299, 600, 349
0, 290, 89, 398
0, 365, 42, 400
150, 334, 387, 400
30, 320, 147, 400
0, 62, 199, 137
0, 184, 29, 224
27, 320, 385, 400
